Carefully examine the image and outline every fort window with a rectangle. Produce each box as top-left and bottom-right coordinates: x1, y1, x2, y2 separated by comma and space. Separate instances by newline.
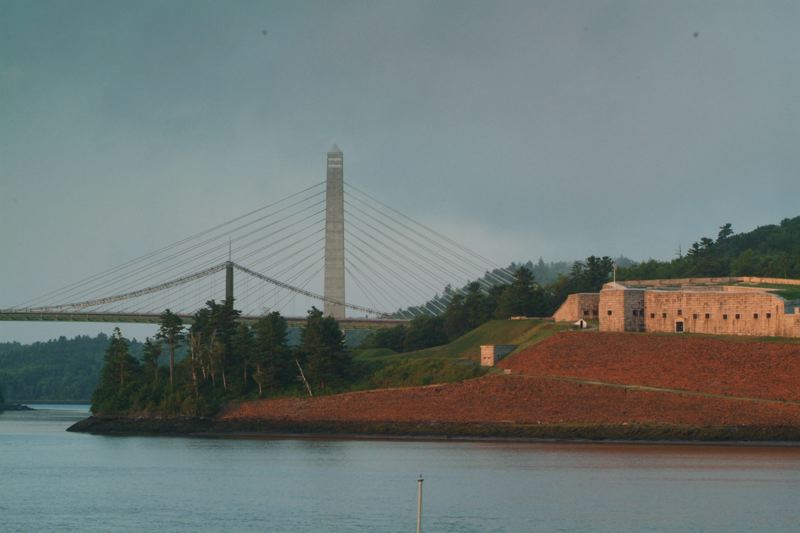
662, 312, 667, 319
632, 310, 638, 317
607, 310, 612, 316
705, 313, 711, 319
754, 313, 759, 319
767, 313, 772, 319
693, 313, 698, 320
735, 313, 740, 320
723, 314, 728, 320
583, 309, 589, 316
650, 313, 655, 319
677, 309, 683, 316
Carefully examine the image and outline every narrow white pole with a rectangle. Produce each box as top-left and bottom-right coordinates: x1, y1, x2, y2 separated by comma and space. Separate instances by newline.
416, 476, 424, 533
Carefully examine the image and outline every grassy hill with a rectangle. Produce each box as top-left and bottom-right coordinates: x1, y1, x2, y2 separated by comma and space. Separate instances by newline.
351, 319, 561, 390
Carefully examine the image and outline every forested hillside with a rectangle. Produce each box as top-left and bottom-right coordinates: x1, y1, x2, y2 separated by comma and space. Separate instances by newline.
620, 216, 800, 280
0, 334, 143, 401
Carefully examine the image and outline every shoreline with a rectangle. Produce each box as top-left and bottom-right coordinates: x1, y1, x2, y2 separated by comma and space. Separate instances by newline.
67, 416, 800, 446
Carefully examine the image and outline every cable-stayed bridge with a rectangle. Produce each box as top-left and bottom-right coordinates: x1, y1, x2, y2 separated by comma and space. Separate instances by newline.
1, 148, 514, 329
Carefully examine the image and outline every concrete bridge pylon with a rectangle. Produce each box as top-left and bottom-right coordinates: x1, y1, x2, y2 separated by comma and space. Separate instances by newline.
324, 145, 346, 320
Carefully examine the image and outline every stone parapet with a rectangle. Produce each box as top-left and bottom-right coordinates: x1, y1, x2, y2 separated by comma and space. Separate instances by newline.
552, 293, 599, 322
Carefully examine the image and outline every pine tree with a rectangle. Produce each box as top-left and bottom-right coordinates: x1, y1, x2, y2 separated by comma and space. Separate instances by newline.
157, 309, 184, 386
253, 311, 290, 395
91, 328, 140, 414
142, 337, 162, 383
102, 328, 139, 388
300, 307, 348, 390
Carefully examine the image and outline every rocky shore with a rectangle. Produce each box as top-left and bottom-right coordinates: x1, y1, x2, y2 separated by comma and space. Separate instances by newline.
67, 416, 800, 443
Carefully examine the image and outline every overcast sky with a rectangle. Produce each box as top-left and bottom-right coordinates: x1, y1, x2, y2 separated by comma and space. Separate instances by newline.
2, 1, 799, 343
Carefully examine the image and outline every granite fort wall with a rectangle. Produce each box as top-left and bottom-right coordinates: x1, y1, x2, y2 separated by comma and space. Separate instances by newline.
599, 288, 800, 337
552, 293, 600, 322
606, 276, 800, 289
643, 291, 789, 336
599, 289, 645, 332
784, 313, 800, 338
589, 277, 800, 337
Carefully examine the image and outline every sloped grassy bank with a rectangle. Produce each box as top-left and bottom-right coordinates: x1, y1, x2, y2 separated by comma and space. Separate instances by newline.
67, 416, 800, 443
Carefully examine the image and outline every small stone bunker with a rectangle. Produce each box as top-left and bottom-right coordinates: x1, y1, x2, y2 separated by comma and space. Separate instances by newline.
480, 345, 517, 367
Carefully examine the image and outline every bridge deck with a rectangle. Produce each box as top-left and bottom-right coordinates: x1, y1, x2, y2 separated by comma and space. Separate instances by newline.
0, 311, 409, 329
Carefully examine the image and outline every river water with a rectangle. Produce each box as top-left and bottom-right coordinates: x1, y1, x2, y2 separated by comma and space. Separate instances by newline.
1, 405, 799, 532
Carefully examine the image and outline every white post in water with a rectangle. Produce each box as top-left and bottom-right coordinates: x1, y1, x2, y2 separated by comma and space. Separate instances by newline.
416, 475, 424, 533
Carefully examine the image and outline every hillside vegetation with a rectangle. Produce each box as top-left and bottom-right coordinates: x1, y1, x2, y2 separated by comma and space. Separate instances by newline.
352, 319, 556, 390
620, 216, 800, 281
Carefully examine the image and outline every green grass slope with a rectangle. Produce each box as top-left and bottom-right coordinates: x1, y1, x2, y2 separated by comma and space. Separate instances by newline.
351, 319, 560, 390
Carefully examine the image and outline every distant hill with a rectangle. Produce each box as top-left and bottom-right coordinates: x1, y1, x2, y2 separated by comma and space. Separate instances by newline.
620, 215, 800, 281
0, 334, 143, 402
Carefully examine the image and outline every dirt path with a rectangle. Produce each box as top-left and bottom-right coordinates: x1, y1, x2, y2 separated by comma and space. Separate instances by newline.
512, 372, 800, 407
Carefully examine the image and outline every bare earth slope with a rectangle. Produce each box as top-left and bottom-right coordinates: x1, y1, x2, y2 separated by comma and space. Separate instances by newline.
498, 332, 800, 402
222, 332, 800, 429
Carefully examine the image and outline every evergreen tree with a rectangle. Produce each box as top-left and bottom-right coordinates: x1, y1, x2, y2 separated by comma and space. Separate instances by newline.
362, 325, 407, 352
717, 222, 734, 243
102, 328, 139, 388
403, 314, 447, 351
142, 337, 162, 383
157, 309, 184, 386
91, 328, 140, 414
253, 311, 291, 395
203, 299, 241, 391
496, 266, 537, 318
464, 281, 490, 329
232, 322, 255, 391
443, 293, 468, 340
300, 307, 349, 390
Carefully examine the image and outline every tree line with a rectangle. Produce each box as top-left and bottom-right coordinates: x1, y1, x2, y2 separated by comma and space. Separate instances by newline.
372, 215, 800, 355
0, 334, 142, 402
365, 260, 615, 352
620, 217, 800, 281
92, 301, 351, 416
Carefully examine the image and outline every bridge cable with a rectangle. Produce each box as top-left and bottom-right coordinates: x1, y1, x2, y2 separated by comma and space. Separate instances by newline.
15, 182, 325, 309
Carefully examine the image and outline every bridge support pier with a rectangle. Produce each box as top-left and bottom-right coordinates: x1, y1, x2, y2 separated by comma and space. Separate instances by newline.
225, 261, 234, 304
324, 145, 345, 320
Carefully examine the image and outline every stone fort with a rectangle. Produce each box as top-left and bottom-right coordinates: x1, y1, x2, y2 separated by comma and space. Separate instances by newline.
553, 277, 800, 338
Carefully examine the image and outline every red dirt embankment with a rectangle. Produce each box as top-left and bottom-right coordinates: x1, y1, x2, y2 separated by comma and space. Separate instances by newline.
499, 332, 800, 402
222, 332, 800, 428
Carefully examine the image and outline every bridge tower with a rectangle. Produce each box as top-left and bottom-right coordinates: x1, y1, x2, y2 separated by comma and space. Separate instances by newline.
324, 145, 345, 319
225, 260, 234, 304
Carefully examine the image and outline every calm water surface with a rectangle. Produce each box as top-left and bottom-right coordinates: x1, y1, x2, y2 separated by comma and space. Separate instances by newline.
2, 405, 799, 532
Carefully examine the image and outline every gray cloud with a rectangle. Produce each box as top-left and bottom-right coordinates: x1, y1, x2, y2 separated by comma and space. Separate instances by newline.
2, 0, 799, 342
